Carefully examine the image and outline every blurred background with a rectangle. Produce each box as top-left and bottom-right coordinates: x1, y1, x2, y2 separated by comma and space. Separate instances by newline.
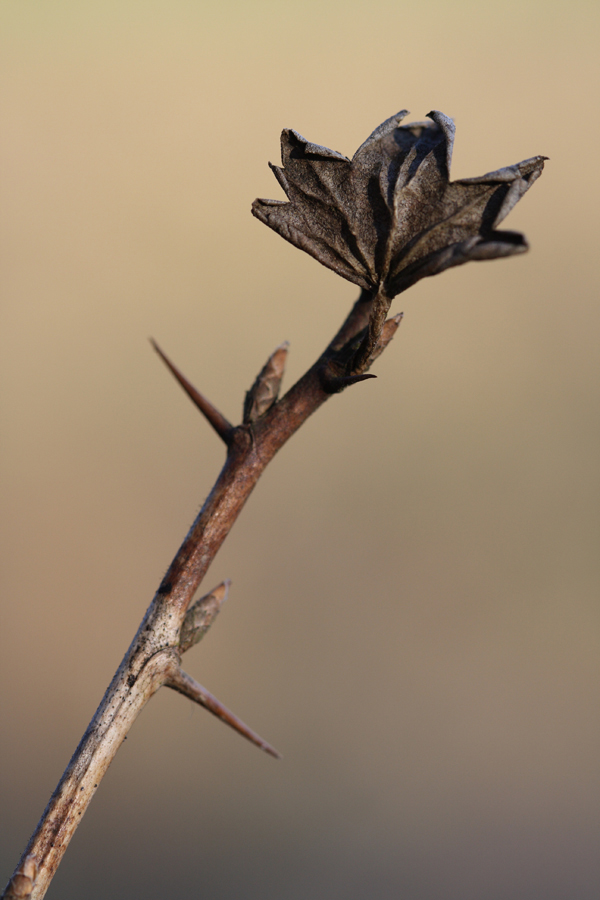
1, 1, 599, 898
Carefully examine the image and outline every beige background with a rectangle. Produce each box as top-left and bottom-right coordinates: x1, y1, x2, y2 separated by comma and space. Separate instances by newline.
1, 1, 599, 898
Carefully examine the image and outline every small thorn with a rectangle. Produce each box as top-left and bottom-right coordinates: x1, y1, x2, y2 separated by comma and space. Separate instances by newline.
320, 368, 377, 393
340, 373, 377, 386
150, 339, 234, 444
180, 580, 231, 653
165, 667, 281, 759
243, 341, 290, 423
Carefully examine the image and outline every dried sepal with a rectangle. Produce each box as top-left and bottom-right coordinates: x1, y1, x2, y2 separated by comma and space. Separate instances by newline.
252, 110, 546, 300
243, 341, 289, 423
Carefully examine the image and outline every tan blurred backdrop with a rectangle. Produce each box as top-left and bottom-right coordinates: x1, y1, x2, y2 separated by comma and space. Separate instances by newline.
1, 1, 599, 898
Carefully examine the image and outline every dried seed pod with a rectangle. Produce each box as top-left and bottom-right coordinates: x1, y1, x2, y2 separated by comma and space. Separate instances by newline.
253, 110, 546, 299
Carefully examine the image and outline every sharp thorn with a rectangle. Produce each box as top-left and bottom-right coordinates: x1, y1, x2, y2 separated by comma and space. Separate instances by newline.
150, 339, 234, 444
165, 667, 281, 759
320, 369, 377, 393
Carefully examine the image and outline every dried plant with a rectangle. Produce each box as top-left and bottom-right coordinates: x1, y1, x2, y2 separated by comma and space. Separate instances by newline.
2, 109, 544, 900
254, 110, 545, 375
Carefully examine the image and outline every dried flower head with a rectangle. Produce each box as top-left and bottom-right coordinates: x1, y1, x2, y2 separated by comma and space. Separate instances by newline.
252, 110, 545, 300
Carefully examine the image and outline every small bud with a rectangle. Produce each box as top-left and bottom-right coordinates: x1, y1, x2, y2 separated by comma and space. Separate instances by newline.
5, 857, 38, 900
243, 342, 289, 423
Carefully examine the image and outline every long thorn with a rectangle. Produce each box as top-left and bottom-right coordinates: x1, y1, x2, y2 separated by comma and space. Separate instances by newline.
165, 666, 281, 759
150, 339, 234, 444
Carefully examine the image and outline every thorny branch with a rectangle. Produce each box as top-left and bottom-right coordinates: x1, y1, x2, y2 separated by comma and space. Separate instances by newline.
2, 293, 401, 900
3, 108, 544, 900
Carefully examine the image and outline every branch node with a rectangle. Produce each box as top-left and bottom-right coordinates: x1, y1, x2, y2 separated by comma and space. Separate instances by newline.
151, 339, 234, 444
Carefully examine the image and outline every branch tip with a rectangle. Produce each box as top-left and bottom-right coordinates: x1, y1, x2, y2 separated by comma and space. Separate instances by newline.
150, 339, 234, 443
